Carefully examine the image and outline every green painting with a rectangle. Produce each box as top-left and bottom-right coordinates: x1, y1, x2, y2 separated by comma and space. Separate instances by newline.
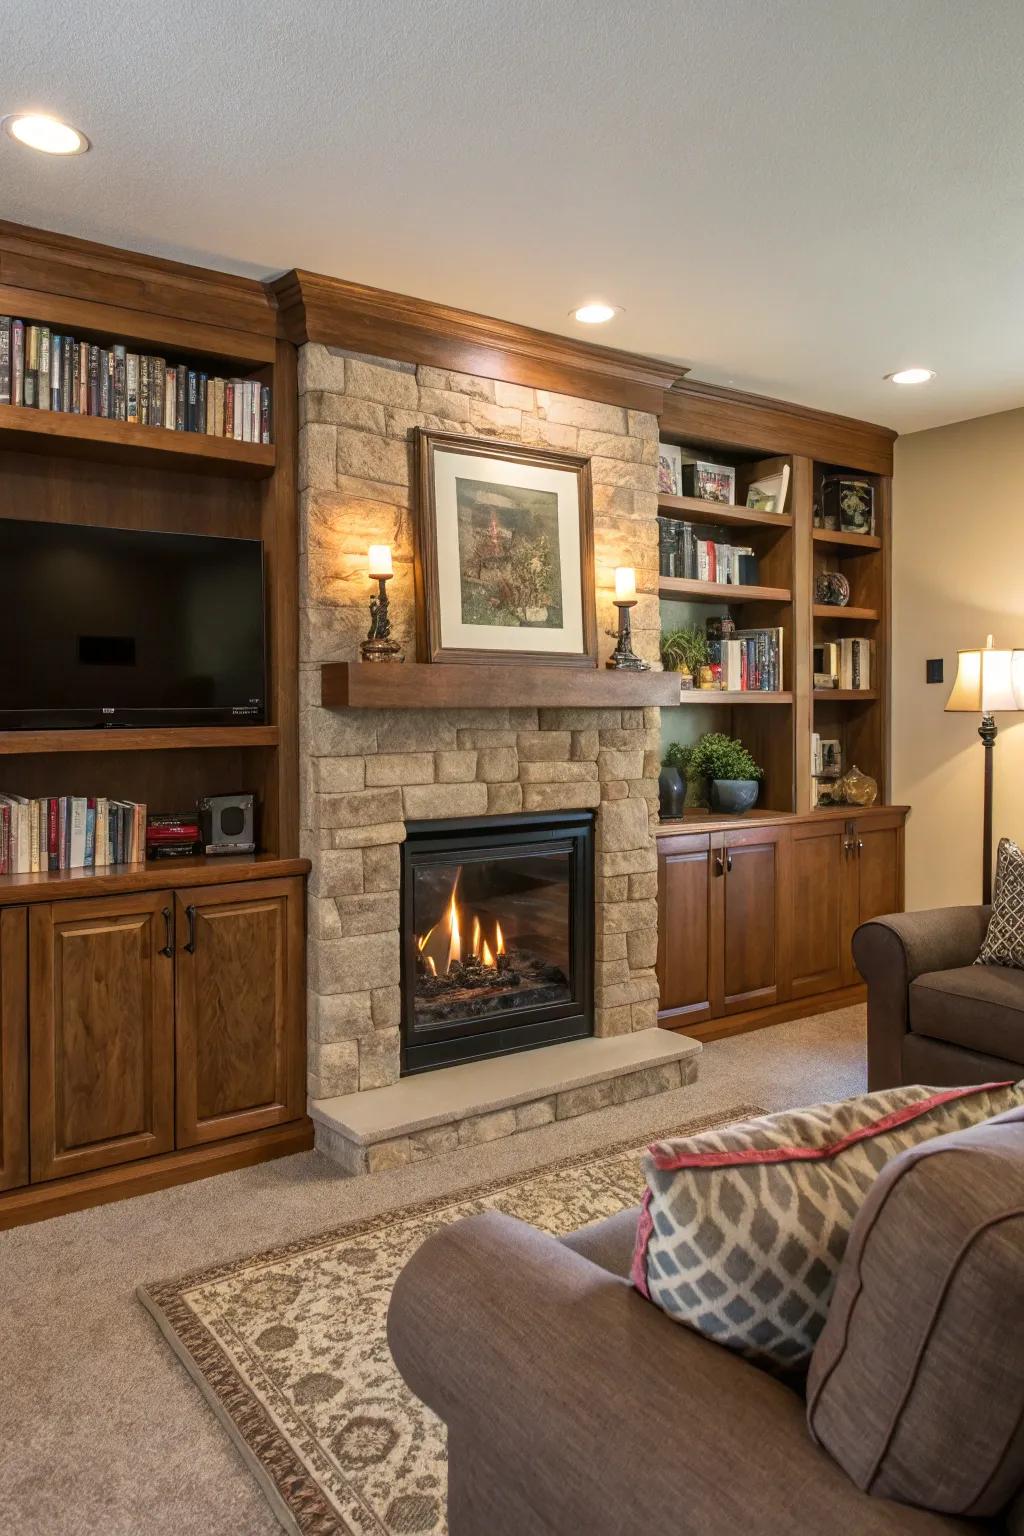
455, 476, 564, 628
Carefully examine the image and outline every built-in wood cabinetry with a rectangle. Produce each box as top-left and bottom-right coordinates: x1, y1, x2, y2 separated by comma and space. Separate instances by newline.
657, 807, 906, 1040
0, 908, 28, 1190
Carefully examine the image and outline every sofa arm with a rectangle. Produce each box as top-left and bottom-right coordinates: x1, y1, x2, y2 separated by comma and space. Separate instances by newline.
854, 907, 991, 1090
388, 1211, 963, 1536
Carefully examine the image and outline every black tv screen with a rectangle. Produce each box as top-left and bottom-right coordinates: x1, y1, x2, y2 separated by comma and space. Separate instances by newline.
0, 519, 266, 729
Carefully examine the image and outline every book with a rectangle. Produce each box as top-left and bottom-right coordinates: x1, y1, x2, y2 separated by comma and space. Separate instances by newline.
113, 344, 127, 420
37, 326, 50, 410
126, 352, 139, 423
11, 319, 24, 405
0, 316, 10, 404
838, 637, 872, 690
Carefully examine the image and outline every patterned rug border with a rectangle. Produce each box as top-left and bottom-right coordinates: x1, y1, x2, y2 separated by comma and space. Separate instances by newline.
138, 1103, 763, 1536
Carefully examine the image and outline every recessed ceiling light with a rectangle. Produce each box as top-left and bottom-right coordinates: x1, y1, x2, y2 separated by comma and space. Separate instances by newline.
2, 113, 90, 155
572, 303, 621, 325
885, 367, 935, 385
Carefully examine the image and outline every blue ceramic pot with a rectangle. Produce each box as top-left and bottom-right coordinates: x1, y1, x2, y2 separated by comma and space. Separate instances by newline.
709, 779, 759, 813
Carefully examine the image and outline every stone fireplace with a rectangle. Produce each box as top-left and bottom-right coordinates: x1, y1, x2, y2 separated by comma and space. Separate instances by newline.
297, 344, 701, 1171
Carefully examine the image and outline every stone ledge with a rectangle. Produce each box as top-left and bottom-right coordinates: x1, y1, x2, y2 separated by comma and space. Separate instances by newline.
311, 1030, 701, 1150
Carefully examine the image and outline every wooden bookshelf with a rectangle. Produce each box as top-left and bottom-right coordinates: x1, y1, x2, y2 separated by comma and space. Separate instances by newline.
676, 690, 793, 705
812, 605, 879, 622
814, 689, 879, 701
813, 527, 882, 551
659, 577, 791, 604
657, 494, 793, 531
0, 404, 275, 477
0, 726, 280, 755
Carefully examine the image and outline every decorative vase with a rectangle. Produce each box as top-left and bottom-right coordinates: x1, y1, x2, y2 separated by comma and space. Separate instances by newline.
659, 765, 686, 819
709, 778, 760, 813
698, 664, 716, 690
839, 764, 878, 807
814, 570, 850, 607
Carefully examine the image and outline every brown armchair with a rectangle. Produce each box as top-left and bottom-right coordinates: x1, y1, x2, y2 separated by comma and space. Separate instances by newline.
853, 907, 1024, 1089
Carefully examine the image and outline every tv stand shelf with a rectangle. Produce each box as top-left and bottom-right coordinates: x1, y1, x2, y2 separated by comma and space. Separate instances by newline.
0, 725, 280, 755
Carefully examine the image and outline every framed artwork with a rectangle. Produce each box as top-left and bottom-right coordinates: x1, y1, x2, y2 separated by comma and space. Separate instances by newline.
657, 441, 683, 496
414, 429, 597, 666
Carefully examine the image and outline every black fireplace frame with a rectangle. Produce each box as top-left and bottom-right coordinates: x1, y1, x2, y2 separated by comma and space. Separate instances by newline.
400, 810, 594, 1075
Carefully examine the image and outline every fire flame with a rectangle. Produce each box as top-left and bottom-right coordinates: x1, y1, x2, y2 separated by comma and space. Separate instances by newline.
418, 875, 508, 976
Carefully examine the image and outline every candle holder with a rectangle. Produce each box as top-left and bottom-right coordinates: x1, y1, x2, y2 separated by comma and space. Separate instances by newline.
360, 553, 404, 663
606, 593, 650, 671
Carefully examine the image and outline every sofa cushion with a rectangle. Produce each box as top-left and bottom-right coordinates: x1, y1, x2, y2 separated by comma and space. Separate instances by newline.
807, 1106, 1024, 1517
559, 1206, 640, 1278
910, 963, 1024, 1065
631, 1082, 1024, 1371
977, 837, 1024, 968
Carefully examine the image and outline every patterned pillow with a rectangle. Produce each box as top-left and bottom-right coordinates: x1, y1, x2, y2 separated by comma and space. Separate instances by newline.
631, 1082, 1024, 1370
976, 838, 1024, 968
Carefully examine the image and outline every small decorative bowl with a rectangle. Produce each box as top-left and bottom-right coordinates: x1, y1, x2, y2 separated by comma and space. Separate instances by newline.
814, 571, 850, 607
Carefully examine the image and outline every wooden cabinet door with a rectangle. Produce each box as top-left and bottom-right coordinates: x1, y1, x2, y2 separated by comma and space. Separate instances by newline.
0, 908, 29, 1191
657, 835, 715, 1028
846, 812, 905, 982
29, 894, 175, 1182
786, 820, 851, 1000
719, 829, 781, 1015
174, 877, 304, 1147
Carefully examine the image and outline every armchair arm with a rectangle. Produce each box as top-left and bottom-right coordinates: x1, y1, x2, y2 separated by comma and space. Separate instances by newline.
853, 907, 991, 1089
388, 1211, 963, 1536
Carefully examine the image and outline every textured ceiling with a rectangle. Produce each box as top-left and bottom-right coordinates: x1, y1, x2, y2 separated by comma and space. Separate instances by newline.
4, 0, 1024, 433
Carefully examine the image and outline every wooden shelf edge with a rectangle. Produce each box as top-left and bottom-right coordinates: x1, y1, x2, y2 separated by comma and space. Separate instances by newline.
813, 689, 879, 701
812, 528, 882, 550
812, 605, 879, 621
0, 852, 311, 907
668, 690, 793, 705
0, 725, 280, 754
0, 403, 275, 479
658, 494, 793, 531
0, 1119, 314, 1230
321, 660, 681, 709
659, 578, 791, 604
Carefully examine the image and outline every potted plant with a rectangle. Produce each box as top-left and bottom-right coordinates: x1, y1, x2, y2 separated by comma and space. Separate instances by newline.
660, 625, 708, 690
688, 732, 764, 813
659, 741, 692, 818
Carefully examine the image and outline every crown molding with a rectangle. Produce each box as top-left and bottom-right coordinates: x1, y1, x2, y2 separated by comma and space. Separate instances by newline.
270, 269, 686, 413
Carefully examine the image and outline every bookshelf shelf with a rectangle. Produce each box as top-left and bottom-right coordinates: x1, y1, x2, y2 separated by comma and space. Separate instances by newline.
671, 690, 793, 705
0, 725, 280, 756
814, 689, 879, 701
812, 527, 882, 551
812, 605, 879, 621
0, 404, 275, 478
659, 577, 791, 604
657, 494, 793, 531
0, 852, 308, 909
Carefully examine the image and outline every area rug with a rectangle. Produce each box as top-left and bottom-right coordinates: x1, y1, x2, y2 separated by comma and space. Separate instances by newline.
139, 1103, 761, 1536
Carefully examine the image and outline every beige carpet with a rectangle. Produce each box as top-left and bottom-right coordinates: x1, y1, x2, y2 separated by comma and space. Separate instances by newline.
0, 1007, 867, 1536
140, 1105, 758, 1536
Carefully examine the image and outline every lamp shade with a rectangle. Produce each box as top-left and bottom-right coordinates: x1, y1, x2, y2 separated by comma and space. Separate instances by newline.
945, 636, 1020, 714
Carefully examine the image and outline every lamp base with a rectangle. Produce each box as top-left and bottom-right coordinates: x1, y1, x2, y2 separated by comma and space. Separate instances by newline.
605, 604, 650, 672
359, 638, 404, 663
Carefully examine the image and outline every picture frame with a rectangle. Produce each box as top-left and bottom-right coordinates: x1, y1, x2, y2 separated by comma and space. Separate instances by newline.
414, 428, 598, 667
821, 474, 875, 535
657, 441, 683, 497
682, 459, 736, 505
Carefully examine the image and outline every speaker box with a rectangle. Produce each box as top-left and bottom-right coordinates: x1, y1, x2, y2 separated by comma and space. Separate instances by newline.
198, 793, 256, 855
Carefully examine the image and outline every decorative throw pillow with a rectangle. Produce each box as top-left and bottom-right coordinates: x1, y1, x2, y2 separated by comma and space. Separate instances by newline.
976, 838, 1024, 968
631, 1081, 1024, 1371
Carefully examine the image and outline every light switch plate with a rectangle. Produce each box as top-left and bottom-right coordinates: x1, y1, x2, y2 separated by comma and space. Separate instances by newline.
926, 658, 943, 684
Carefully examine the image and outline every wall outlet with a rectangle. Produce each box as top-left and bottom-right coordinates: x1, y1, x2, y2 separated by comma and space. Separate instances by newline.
926, 658, 944, 684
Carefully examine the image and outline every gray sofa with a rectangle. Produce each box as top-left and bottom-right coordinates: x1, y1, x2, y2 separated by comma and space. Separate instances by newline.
388, 1198, 1013, 1534
853, 906, 1024, 1089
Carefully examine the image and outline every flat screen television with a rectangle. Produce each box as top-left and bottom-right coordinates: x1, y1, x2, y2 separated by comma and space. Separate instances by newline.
0, 519, 266, 729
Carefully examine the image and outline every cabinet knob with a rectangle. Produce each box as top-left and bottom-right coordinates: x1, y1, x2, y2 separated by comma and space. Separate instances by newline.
714, 851, 725, 876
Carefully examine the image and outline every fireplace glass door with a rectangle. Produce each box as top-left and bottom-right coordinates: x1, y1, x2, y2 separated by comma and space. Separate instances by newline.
401, 812, 594, 1073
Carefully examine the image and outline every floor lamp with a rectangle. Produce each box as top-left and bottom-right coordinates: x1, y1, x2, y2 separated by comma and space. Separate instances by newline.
945, 636, 1023, 903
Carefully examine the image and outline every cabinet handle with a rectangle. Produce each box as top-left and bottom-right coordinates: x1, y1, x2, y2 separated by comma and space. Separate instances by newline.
857, 839, 864, 854
714, 851, 725, 876
726, 850, 733, 873
184, 904, 197, 954
159, 906, 173, 958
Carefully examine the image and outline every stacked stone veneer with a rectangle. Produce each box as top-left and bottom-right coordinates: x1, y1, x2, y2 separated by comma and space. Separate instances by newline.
298, 344, 664, 1104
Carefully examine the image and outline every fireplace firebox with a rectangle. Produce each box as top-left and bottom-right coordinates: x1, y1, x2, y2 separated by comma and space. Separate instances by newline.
400, 812, 594, 1073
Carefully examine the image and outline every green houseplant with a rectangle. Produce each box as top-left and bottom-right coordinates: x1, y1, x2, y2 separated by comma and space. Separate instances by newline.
660, 625, 708, 680
687, 732, 764, 813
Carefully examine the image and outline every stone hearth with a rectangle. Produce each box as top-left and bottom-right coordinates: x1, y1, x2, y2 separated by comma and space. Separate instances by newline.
297, 344, 700, 1168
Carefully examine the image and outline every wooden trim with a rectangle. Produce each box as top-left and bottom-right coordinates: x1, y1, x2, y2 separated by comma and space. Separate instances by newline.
0, 1118, 313, 1230
674, 691, 793, 705
656, 804, 909, 837
413, 428, 598, 667
0, 726, 280, 755
813, 527, 882, 551
0, 403, 275, 476
659, 577, 791, 604
271, 268, 684, 412
0, 855, 311, 909
663, 983, 866, 1042
0, 908, 28, 1190
321, 659, 681, 710
662, 380, 895, 475
0, 220, 275, 340
658, 494, 794, 531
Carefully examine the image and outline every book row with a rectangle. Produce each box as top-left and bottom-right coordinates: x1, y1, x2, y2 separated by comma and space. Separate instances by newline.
0, 319, 271, 442
0, 794, 147, 874
696, 618, 784, 693
659, 517, 758, 585
814, 637, 872, 691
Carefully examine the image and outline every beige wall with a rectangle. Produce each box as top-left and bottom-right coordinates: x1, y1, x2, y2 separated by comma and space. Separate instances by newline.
893, 407, 1024, 910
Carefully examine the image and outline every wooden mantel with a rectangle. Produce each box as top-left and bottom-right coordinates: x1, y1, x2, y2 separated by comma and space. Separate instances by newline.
320, 661, 681, 710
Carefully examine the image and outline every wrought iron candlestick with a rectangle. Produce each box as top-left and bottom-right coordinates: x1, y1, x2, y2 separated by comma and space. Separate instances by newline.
360, 546, 404, 663
606, 567, 649, 672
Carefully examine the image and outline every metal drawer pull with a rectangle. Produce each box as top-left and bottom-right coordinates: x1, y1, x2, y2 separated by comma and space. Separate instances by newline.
159, 907, 173, 958
726, 850, 733, 873
184, 904, 197, 954
714, 851, 724, 876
